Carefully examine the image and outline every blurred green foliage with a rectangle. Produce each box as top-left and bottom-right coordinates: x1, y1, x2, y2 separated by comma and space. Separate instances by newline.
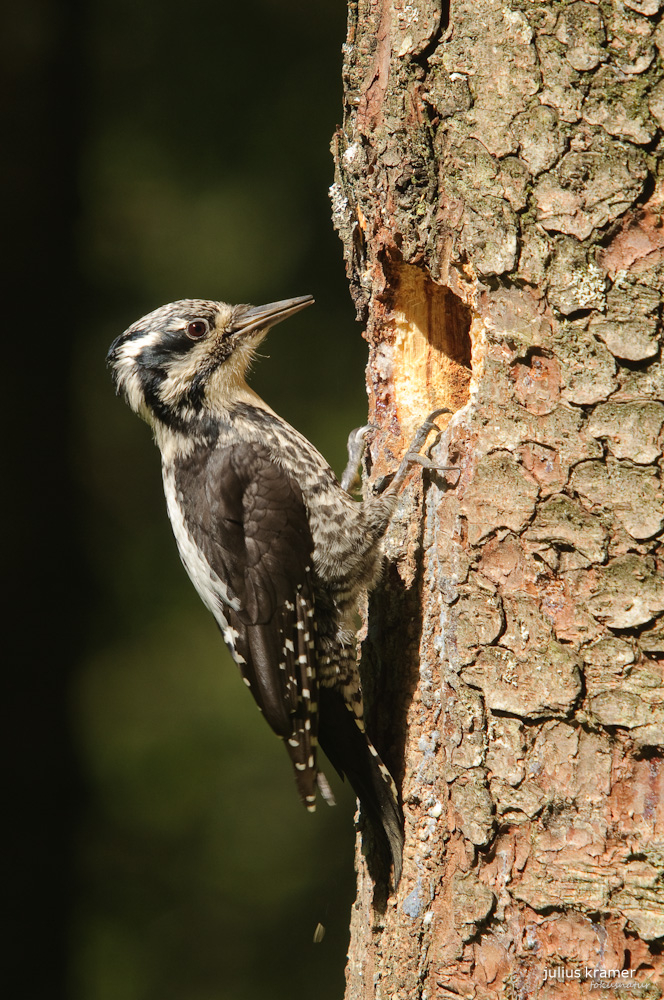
71, 1, 369, 998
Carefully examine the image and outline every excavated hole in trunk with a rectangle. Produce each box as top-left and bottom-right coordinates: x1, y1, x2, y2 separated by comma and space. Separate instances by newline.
388, 263, 473, 432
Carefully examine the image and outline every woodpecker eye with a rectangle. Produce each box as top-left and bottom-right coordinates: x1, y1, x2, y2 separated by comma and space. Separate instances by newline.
186, 319, 210, 340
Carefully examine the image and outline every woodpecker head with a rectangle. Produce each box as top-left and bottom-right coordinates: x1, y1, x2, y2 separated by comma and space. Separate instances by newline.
107, 295, 314, 430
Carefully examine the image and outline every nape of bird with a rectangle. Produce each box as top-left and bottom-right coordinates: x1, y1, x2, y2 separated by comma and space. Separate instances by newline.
108, 294, 442, 887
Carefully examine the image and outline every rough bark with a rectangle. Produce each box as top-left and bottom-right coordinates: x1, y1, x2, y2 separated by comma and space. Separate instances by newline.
331, 0, 664, 996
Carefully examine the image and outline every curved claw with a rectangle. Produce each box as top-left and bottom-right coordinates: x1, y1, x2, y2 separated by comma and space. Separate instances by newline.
426, 407, 452, 421
390, 408, 452, 492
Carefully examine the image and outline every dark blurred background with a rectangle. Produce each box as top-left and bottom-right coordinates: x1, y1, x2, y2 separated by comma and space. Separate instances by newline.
5, 2, 368, 998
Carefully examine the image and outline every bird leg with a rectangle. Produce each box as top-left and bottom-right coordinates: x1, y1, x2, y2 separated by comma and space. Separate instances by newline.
370, 408, 460, 494
342, 408, 457, 496
389, 407, 453, 493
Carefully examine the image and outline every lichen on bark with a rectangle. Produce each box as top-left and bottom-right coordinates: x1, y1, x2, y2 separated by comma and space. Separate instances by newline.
332, 0, 664, 996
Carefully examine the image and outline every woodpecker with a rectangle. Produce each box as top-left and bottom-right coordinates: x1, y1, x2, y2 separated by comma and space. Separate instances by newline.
108, 294, 443, 886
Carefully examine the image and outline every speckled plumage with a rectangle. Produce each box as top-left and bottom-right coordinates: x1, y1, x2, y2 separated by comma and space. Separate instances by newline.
108, 295, 404, 883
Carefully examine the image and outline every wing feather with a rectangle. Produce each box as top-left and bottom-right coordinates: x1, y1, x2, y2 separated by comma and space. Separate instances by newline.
174, 441, 319, 806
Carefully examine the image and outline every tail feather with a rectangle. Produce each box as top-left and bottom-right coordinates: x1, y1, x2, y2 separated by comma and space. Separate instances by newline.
317, 685, 404, 886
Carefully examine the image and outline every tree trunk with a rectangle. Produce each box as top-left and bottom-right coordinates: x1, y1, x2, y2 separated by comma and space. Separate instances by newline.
331, 0, 664, 995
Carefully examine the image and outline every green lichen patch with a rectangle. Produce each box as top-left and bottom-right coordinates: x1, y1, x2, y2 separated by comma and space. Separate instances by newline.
588, 401, 664, 464
525, 493, 609, 566
534, 140, 648, 240
463, 641, 581, 718
458, 451, 540, 544
555, 1, 607, 73
584, 66, 656, 145
587, 554, 664, 628
571, 459, 664, 540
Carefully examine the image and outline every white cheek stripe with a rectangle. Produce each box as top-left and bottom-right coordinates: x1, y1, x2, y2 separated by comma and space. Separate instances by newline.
119, 329, 162, 359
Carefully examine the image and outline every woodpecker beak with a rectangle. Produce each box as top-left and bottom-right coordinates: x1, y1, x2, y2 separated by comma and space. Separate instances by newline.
232, 295, 314, 337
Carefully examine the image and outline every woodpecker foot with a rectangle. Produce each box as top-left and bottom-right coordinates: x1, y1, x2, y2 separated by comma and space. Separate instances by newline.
341, 424, 373, 493
376, 408, 453, 494
403, 453, 459, 474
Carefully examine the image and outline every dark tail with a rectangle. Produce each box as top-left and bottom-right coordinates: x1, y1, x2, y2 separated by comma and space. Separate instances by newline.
317, 686, 404, 886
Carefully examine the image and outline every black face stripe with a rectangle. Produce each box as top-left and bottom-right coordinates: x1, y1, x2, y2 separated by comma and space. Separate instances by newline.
139, 371, 223, 439
139, 334, 197, 370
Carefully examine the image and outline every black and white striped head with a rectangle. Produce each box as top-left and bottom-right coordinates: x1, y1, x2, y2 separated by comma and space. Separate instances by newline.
107, 295, 314, 429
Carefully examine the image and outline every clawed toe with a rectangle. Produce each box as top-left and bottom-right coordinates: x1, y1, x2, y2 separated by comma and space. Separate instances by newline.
404, 453, 458, 475
425, 407, 451, 423
346, 409, 457, 495
388, 408, 453, 491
